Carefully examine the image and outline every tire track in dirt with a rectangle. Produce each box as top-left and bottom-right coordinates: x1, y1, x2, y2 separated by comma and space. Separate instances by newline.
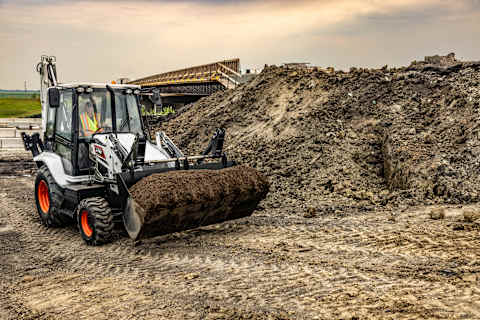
174, 211, 480, 318
0, 178, 303, 318
13, 273, 169, 320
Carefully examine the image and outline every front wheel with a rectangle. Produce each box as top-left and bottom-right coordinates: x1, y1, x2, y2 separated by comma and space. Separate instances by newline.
76, 197, 114, 246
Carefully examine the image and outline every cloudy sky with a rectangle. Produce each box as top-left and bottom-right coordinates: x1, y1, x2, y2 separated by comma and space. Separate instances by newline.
0, 0, 479, 90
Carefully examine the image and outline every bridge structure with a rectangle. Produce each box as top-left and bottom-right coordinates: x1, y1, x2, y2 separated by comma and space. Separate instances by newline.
129, 59, 242, 108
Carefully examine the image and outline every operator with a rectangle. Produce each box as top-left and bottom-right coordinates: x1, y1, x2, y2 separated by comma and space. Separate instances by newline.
80, 100, 100, 136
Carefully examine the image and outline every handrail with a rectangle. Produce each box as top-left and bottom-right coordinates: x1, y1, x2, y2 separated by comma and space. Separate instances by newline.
218, 70, 239, 86
218, 63, 241, 77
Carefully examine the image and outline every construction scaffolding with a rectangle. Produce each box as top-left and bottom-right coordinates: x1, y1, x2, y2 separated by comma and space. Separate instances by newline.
129, 59, 241, 90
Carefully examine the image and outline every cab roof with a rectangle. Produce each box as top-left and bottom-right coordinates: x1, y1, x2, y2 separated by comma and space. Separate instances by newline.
56, 83, 141, 89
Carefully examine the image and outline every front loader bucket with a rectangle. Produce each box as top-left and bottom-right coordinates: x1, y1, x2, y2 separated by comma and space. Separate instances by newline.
122, 165, 269, 241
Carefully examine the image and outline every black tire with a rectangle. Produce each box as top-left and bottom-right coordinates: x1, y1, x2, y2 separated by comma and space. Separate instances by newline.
76, 197, 114, 246
34, 165, 70, 227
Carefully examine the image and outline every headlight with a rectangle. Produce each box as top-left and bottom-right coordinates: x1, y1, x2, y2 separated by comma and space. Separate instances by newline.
76, 87, 85, 93
133, 89, 140, 95
85, 87, 93, 93
125, 89, 133, 94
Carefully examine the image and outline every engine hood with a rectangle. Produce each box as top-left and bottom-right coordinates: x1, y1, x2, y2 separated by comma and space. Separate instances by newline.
95, 133, 172, 163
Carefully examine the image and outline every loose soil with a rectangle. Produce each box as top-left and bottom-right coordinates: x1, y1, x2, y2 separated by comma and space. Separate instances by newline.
1, 54, 480, 319
0, 151, 36, 177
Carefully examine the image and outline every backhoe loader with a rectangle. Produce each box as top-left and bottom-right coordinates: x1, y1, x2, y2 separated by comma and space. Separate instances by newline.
22, 56, 269, 245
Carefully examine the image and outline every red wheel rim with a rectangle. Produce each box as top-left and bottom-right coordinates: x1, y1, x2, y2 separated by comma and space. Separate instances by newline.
37, 180, 50, 214
81, 210, 93, 237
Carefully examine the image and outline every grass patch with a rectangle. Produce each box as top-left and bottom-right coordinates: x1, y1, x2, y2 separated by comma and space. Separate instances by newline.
0, 98, 41, 118
142, 106, 176, 117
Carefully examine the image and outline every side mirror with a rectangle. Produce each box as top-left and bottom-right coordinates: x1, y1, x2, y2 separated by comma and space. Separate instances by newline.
48, 88, 60, 108
151, 90, 162, 105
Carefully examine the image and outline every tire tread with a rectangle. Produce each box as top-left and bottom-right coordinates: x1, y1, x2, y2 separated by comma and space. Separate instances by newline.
77, 197, 114, 246
36, 166, 70, 227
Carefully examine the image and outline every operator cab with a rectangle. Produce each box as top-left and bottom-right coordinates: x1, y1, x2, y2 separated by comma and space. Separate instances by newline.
44, 83, 145, 176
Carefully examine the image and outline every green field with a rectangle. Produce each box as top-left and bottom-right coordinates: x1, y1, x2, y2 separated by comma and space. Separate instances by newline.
0, 92, 40, 99
0, 98, 41, 118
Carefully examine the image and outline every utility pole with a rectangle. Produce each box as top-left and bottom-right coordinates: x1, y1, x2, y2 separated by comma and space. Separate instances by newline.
24, 80, 27, 92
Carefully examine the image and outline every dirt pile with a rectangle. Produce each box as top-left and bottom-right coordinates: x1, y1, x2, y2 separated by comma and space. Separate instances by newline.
128, 165, 269, 239
411, 52, 458, 68
155, 53, 480, 214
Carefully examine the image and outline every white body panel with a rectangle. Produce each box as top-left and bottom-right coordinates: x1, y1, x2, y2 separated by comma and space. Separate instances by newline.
114, 134, 173, 163
34, 152, 90, 187
94, 133, 173, 164
34, 133, 175, 188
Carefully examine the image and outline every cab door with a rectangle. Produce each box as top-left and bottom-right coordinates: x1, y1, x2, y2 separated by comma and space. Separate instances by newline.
53, 89, 74, 175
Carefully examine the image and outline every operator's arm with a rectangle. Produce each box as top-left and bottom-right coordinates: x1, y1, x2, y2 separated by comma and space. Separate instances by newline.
79, 113, 86, 137
94, 113, 103, 133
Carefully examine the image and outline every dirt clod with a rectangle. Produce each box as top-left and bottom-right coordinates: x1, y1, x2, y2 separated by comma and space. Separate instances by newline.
463, 209, 480, 223
430, 208, 446, 220
185, 273, 199, 280
303, 207, 317, 218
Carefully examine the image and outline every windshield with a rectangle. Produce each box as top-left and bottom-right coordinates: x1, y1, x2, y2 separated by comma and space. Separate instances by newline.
77, 89, 143, 137
78, 89, 112, 137
114, 92, 143, 135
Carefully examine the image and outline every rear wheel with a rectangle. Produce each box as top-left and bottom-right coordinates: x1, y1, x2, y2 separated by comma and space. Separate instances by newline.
35, 166, 69, 227
77, 197, 114, 246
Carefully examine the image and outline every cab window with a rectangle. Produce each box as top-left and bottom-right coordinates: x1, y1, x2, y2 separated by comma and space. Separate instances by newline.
55, 90, 73, 140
